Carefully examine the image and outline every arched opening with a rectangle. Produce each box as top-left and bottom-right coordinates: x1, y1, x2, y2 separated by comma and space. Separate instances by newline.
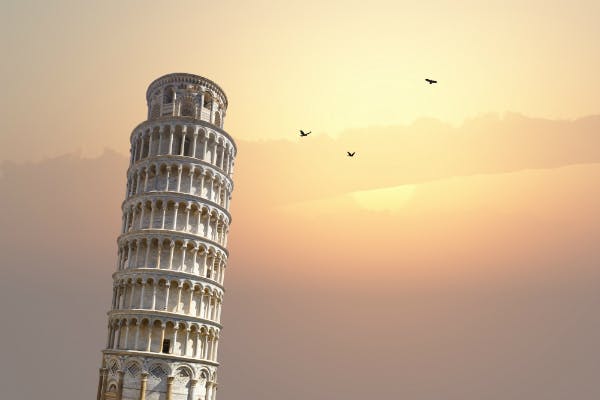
183, 136, 192, 156
148, 363, 168, 395
197, 371, 209, 400
181, 99, 194, 117
203, 93, 212, 109
123, 361, 142, 399
105, 383, 118, 400
163, 87, 175, 104
172, 367, 192, 400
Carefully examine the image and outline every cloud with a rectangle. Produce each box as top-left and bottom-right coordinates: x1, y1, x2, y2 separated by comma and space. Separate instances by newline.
234, 113, 600, 207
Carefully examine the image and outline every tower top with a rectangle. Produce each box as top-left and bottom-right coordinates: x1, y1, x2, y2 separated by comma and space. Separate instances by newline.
145, 73, 228, 127
146, 73, 228, 106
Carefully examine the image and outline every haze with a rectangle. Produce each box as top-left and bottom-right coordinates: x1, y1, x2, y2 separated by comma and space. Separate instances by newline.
1, 1, 599, 400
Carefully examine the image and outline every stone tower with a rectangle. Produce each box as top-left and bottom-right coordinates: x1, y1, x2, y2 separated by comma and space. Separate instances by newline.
97, 73, 236, 400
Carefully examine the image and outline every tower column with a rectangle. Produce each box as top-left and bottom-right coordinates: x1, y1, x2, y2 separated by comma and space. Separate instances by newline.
168, 127, 174, 155
156, 240, 162, 268
166, 376, 175, 400
158, 126, 164, 154
149, 200, 156, 228
189, 379, 198, 400
192, 129, 199, 158
139, 372, 148, 400
117, 370, 124, 400
97, 367, 107, 400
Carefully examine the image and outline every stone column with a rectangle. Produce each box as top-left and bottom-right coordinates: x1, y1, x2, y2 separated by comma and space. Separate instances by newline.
140, 136, 146, 160
140, 282, 146, 309
176, 284, 183, 312
168, 128, 174, 155
139, 372, 148, 400
154, 166, 160, 191
198, 293, 205, 318
199, 92, 206, 120
212, 141, 218, 165
196, 210, 202, 234
176, 165, 183, 192
166, 376, 175, 400
143, 169, 149, 192
205, 382, 213, 400
151, 284, 157, 310
164, 283, 170, 311
168, 241, 175, 269
148, 131, 154, 156
106, 324, 113, 348
149, 201, 156, 228
189, 379, 198, 400
133, 240, 140, 268
199, 174, 205, 197
144, 242, 151, 268
158, 126, 164, 154
172, 205, 179, 230
134, 322, 140, 350
193, 332, 200, 358
188, 288, 195, 314
126, 244, 133, 268
97, 367, 107, 400
139, 203, 146, 229
183, 328, 190, 356
202, 136, 208, 161
171, 326, 179, 354
188, 169, 195, 194
146, 325, 152, 352
156, 241, 162, 268
185, 205, 191, 231
180, 241, 188, 271
180, 130, 187, 156
192, 129, 199, 158
165, 166, 171, 191
192, 246, 199, 274
123, 323, 130, 349
116, 370, 125, 400
211, 383, 217, 400
115, 324, 121, 349
161, 204, 167, 229
159, 324, 166, 351
129, 284, 135, 308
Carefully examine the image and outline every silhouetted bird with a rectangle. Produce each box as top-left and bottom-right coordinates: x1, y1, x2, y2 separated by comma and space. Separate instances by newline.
425, 79, 437, 84
347, 152, 356, 157
299, 130, 311, 137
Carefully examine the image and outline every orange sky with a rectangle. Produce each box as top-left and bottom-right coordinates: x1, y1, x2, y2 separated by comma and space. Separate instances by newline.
1, 2, 599, 400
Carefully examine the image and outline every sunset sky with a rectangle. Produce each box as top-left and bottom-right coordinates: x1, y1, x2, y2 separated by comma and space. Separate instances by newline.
1, 1, 599, 400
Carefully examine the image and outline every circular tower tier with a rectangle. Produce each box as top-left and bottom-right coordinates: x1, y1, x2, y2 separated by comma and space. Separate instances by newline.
98, 73, 236, 400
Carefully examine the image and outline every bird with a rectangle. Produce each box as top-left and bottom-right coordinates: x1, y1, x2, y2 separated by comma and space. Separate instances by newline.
299, 130, 311, 137
347, 151, 356, 157
425, 78, 437, 84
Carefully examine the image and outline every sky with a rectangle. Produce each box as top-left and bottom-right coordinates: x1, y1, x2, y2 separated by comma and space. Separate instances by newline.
1, 1, 599, 399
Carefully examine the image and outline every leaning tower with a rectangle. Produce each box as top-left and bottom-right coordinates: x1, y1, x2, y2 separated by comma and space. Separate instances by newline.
97, 73, 236, 400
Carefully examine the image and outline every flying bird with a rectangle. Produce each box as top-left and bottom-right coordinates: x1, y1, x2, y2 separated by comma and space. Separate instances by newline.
425, 78, 437, 84
299, 130, 311, 137
347, 152, 356, 157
